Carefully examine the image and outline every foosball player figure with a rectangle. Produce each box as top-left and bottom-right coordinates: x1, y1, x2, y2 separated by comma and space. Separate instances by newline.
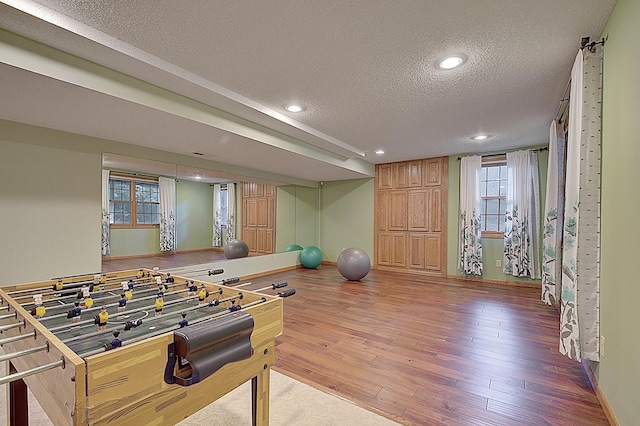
188, 281, 198, 295
158, 282, 167, 294
229, 299, 240, 312
136, 269, 144, 279
155, 294, 164, 316
84, 295, 94, 309
95, 306, 109, 330
52, 279, 64, 292
118, 294, 127, 312
110, 331, 122, 349
179, 312, 188, 328
166, 273, 174, 283
99, 274, 107, 285
31, 304, 46, 318
128, 279, 135, 291
67, 301, 82, 323
198, 285, 209, 304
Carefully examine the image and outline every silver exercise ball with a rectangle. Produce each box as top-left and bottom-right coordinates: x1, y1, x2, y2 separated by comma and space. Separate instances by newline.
224, 239, 249, 259
337, 247, 371, 281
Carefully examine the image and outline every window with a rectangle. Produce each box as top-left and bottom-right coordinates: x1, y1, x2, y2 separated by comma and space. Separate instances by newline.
109, 177, 159, 227
480, 160, 507, 234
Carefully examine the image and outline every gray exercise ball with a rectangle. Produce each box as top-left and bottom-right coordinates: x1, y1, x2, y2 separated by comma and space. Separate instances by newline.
337, 247, 371, 281
224, 239, 249, 259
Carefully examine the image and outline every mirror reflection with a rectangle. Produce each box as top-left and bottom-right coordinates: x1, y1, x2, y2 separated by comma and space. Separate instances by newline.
101, 153, 318, 261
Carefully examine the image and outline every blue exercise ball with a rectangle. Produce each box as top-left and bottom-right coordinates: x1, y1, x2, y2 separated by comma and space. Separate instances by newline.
224, 239, 249, 259
284, 244, 303, 252
337, 247, 371, 281
299, 246, 323, 268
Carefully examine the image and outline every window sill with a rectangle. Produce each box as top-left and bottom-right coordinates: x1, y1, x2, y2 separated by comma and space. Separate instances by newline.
110, 224, 160, 229
482, 231, 504, 239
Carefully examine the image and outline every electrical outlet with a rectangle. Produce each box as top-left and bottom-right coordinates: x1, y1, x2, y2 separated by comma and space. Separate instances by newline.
495, 259, 502, 267
600, 335, 605, 358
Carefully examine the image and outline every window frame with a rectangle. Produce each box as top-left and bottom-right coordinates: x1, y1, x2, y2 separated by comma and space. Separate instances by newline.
109, 174, 160, 229
479, 155, 507, 239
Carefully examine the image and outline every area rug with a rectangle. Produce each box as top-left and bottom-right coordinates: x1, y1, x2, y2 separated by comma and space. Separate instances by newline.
0, 363, 401, 426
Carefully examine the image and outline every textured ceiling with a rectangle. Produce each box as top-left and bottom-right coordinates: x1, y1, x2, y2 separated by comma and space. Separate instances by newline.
0, 0, 617, 183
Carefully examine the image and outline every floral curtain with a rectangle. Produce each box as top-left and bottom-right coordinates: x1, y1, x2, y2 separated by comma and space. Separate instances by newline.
101, 170, 110, 255
159, 176, 176, 252
212, 184, 222, 247
560, 46, 602, 362
458, 156, 483, 275
503, 150, 541, 278
226, 183, 236, 243
542, 121, 565, 306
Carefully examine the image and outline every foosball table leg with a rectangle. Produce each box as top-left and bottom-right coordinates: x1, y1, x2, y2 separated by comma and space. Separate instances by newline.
251, 367, 271, 426
8, 361, 28, 426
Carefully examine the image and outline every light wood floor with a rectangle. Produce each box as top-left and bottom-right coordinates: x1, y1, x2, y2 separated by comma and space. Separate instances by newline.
103, 252, 609, 425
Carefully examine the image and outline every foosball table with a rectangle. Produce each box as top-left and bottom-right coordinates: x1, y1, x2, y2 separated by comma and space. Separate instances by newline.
0, 268, 293, 425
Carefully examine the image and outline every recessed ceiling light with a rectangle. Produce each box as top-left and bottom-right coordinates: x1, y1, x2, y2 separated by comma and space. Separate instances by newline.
286, 105, 303, 113
375, 149, 385, 155
472, 135, 490, 141
438, 55, 466, 70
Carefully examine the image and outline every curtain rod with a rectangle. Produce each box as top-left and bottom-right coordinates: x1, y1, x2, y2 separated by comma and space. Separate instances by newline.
555, 37, 605, 121
457, 147, 548, 161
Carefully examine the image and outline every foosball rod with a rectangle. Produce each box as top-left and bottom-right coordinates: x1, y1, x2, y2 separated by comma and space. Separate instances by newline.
40, 285, 225, 322
183, 268, 226, 278
22, 279, 185, 312
77, 297, 268, 358
0, 330, 37, 346
63, 291, 247, 345
5, 273, 144, 298
17, 277, 158, 307
49, 288, 237, 334
225, 281, 287, 290
0, 343, 49, 363
0, 357, 65, 386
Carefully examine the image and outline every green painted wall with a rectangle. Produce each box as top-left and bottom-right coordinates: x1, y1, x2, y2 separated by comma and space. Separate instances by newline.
596, 1, 640, 424
0, 127, 102, 285
320, 179, 374, 262
446, 149, 549, 284
176, 179, 213, 250
109, 228, 159, 257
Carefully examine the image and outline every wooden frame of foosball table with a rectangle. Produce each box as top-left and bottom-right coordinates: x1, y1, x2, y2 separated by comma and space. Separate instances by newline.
0, 269, 283, 425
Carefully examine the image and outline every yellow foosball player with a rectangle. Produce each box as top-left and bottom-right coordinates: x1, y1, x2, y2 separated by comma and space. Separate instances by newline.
99, 274, 107, 285
52, 279, 64, 291
155, 294, 164, 316
84, 296, 94, 308
31, 304, 46, 318
198, 285, 209, 304
136, 269, 144, 279
95, 306, 109, 330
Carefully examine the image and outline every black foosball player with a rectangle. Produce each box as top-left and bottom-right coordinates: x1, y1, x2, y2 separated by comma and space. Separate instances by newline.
165, 273, 174, 283
110, 331, 122, 349
67, 301, 82, 323
118, 293, 127, 313
95, 306, 109, 330
198, 285, 209, 304
187, 281, 198, 295
155, 294, 164, 316
179, 312, 188, 328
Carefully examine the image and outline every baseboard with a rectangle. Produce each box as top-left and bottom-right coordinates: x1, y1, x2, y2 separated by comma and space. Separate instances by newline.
446, 274, 539, 288
103, 247, 223, 261
581, 359, 619, 426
